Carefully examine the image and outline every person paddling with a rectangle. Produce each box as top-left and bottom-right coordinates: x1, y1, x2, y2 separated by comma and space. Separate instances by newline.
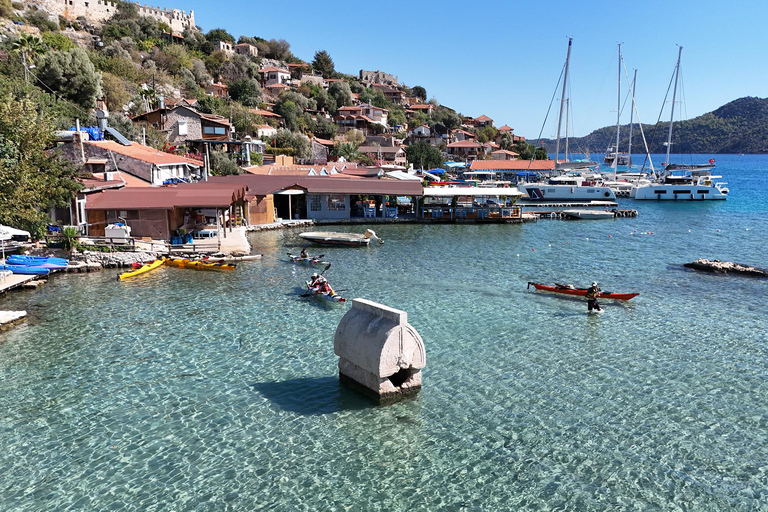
585, 282, 602, 312
300, 247, 308, 259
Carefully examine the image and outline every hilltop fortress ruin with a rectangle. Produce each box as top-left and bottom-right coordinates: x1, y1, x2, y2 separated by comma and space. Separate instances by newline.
25, 0, 195, 33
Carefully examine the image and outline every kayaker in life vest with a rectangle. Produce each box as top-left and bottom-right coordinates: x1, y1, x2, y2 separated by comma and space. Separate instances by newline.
300, 247, 308, 259
585, 282, 602, 312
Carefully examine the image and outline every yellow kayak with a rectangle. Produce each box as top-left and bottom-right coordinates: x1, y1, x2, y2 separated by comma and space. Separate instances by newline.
165, 258, 235, 271
184, 260, 235, 271
118, 258, 166, 281
165, 258, 189, 268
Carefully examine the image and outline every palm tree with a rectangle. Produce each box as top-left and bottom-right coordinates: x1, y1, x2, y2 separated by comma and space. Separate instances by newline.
11, 34, 46, 81
333, 142, 362, 162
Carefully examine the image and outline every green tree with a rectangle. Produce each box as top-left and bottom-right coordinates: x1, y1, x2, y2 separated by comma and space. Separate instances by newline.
204, 50, 227, 79
274, 129, 311, 159
410, 86, 427, 101
205, 28, 235, 44
333, 142, 361, 161
314, 89, 337, 113
406, 141, 443, 170
312, 50, 335, 78
209, 150, 240, 175
273, 99, 299, 131
228, 78, 261, 106
37, 48, 103, 108
328, 81, 352, 108
11, 34, 46, 69
41, 32, 75, 52
0, 93, 80, 236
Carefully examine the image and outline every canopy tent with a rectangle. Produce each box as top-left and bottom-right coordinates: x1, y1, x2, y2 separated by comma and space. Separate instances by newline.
444, 161, 468, 169
385, 171, 422, 181
422, 187, 522, 197
426, 168, 445, 175
419, 172, 443, 182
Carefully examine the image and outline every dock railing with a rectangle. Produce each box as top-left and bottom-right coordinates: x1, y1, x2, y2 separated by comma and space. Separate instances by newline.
421, 206, 521, 221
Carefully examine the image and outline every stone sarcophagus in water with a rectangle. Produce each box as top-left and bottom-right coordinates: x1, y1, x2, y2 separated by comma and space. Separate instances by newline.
334, 299, 425, 402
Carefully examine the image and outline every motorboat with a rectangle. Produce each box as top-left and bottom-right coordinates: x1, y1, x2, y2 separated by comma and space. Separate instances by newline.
299, 229, 382, 247
518, 174, 616, 202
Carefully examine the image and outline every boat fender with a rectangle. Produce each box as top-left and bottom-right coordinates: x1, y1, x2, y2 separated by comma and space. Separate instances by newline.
605, 191, 611, 197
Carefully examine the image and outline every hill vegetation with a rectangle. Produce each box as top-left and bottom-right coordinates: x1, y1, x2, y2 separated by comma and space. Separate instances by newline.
540, 97, 768, 155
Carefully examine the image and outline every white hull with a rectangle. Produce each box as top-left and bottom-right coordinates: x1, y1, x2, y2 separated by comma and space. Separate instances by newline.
632, 183, 728, 200
518, 184, 616, 201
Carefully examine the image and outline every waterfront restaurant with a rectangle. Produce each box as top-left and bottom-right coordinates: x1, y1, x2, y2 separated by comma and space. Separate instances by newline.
84, 184, 247, 241
468, 159, 556, 181
206, 174, 423, 222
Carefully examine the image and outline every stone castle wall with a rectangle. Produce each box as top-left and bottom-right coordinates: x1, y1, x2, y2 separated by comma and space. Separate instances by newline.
25, 0, 195, 33
359, 69, 398, 86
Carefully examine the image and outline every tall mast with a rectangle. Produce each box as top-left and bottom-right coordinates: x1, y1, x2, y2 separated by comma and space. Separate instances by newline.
564, 98, 570, 160
627, 69, 637, 167
613, 43, 621, 174
554, 37, 572, 168
666, 46, 683, 167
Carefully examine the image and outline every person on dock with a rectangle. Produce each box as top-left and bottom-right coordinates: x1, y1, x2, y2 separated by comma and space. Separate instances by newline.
585, 282, 602, 312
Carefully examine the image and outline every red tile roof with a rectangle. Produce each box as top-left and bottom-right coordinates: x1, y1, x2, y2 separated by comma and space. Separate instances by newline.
408, 104, 433, 110
249, 109, 283, 119
498, 125, 513, 132
474, 115, 493, 122
260, 66, 290, 74
265, 83, 290, 89
85, 184, 246, 210
491, 149, 519, 156
470, 160, 555, 170
447, 140, 481, 148
207, 174, 422, 196
84, 141, 202, 167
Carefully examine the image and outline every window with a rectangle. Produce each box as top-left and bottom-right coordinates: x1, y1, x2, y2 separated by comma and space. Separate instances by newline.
309, 195, 322, 211
178, 119, 188, 136
203, 126, 214, 134
214, 127, 226, 135
327, 195, 346, 211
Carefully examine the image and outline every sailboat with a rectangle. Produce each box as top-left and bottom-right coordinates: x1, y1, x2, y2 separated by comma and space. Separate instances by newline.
518, 38, 616, 204
632, 47, 729, 200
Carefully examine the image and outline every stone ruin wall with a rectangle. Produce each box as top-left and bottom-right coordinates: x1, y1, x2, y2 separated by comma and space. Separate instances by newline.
359, 69, 399, 86
25, 0, 195, 33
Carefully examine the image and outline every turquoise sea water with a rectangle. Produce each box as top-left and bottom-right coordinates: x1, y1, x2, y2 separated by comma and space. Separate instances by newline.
1, 155, 767, 511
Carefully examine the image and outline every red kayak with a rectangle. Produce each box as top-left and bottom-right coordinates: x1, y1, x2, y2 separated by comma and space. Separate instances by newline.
527, 282, 639, 301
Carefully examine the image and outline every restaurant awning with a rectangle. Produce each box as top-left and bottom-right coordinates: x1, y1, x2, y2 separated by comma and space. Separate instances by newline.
422, 187, 522, 197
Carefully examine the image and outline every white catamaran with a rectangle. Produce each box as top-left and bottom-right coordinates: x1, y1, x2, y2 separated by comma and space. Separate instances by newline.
632, 47, 729, 200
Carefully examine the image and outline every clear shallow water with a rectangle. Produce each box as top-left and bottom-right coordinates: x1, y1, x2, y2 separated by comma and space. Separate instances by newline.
1, 155, 767, 511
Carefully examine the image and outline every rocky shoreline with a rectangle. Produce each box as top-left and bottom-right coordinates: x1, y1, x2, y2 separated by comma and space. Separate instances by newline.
683, 259, 768, 277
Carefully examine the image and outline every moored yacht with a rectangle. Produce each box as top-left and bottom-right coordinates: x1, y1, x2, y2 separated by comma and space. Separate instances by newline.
631, 170, 728, 200
518, 174, 616, 202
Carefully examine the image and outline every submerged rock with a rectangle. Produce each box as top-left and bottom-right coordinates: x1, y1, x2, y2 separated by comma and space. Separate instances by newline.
684, 259, 768, 277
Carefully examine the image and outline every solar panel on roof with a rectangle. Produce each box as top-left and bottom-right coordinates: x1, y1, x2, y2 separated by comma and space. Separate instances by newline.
105, 127, 132, 146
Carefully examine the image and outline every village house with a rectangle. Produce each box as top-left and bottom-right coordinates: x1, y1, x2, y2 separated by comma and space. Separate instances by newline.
57, 138, 203, 188
451, 129, 478, 143
446, 140, 482, 161
360, 103, 388, 127
410, 125, 431, 138
370, 84, 406, 105
474, 115, 494, 129
256, 124, 277, 139
406, 103, 434, 116
358, 145, 407, 167
468, 159, 555, 180
214, 41, 234, 56
205, 81, 229, 98
132, 105, 233, 144
234, 43, 258, 58
259, 66, 291, 86
491, 149, 520, 161
334, 105, 383, 135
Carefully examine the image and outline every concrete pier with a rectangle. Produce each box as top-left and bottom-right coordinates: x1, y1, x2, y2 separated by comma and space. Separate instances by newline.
334, 299, 425, 403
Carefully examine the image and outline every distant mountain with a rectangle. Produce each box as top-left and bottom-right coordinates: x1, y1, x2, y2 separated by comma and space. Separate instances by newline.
534, 97, 768, 155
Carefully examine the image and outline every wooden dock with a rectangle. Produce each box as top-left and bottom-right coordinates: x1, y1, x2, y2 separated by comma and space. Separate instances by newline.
0, 273, 42, 297
526, 209, 638, 220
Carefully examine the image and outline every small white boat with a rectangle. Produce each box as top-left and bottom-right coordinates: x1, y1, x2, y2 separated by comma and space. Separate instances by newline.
299, 229, 382, 247
561, 209, 616, 220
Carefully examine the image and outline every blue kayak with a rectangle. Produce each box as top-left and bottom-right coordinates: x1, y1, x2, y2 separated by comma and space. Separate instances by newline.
7, 255, 68, 265
7, 255, 68, 269
0, 264, 50, 275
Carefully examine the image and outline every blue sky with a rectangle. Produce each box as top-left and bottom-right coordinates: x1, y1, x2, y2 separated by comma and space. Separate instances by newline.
171, 0, 765, 139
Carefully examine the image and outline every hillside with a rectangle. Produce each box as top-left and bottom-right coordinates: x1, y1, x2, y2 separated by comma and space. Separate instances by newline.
537, 97, 768, 155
